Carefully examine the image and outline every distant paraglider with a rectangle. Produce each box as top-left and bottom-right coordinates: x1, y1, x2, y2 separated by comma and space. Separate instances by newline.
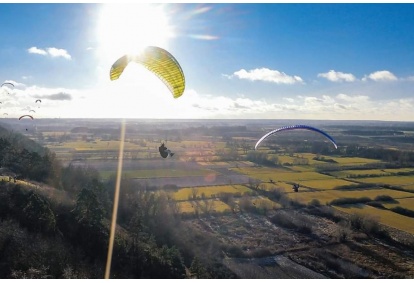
35, 99, 42, 108
255, 124, 338, 150
1, 82, 14, 88
18, 115, 34, 131
110, 46, 186, 99
18, 115, 34, 120
1, 82, 15, 95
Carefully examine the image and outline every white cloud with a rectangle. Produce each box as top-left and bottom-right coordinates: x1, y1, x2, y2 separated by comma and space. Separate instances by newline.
188, 34, 219, 40
27, 46, 71, 60
27, 46, 47, 55
362, 70, 397, 82
304, 96, 324, 104
283, 97, 294, 103
231, 68, 304, 84
336, 93, 369, 103
318, 70, 356, 82
2, 76, 414, 121
46, 48, 71, 59
21, 75, 33, 80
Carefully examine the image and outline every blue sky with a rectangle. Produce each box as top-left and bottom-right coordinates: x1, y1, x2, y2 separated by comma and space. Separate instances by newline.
1, 3, 414, 121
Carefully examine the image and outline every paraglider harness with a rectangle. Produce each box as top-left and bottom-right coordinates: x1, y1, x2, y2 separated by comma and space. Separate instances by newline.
159, 142, 174, 158
293, 183, 300, 192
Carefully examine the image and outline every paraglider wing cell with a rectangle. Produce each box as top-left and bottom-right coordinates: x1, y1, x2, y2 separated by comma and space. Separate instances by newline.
255, 124, 338, 150
110, 46, 185, 99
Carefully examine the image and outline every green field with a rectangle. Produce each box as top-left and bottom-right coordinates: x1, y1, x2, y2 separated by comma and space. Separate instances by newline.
49, 140, 143, 151
273, 154, 325, 166
99, 168, 217, 179
328, 156, 382, 165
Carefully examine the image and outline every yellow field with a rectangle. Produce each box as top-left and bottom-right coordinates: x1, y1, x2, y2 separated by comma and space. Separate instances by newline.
177, 199, 231, 213
277, 153, 381, 166
173, 185, 253, 201
298, 178, 357, 190
289, 165, 317, 172
402, 184, 414, 192
259, 181, 313, 193
334, 204, 414, 234
288, 188, 414, 206
250, 196, 282, 210
383, 197, 414, 211
353, 175, 414, 187
383, 168, 414, 174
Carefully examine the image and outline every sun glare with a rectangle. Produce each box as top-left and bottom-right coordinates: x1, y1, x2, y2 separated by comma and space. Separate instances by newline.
95, 3, 180, 118
97, 3, 174, 64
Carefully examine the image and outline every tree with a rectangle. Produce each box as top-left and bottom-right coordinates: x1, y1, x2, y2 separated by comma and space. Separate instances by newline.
73, 186, 104, 226
189, 257, 210, 279
22, 191, 56, 234
247, 178, 261, 191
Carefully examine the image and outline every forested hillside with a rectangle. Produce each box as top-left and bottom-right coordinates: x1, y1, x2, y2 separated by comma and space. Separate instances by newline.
0, 126, 234, 279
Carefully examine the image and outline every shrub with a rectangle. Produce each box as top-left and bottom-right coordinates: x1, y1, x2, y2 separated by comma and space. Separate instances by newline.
330, 197, 371, 206
309, 199, 321, 207
349, 212, 389, 239
374, 195, 396, 202
366, 201, 386, 209
390, 206, 414, 218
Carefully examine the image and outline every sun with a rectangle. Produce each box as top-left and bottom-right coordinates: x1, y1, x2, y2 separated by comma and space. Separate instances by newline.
97, 3, 174, 65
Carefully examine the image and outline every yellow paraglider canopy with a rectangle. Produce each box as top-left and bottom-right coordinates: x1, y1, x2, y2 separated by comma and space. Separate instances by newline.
110, 46, 185, 99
